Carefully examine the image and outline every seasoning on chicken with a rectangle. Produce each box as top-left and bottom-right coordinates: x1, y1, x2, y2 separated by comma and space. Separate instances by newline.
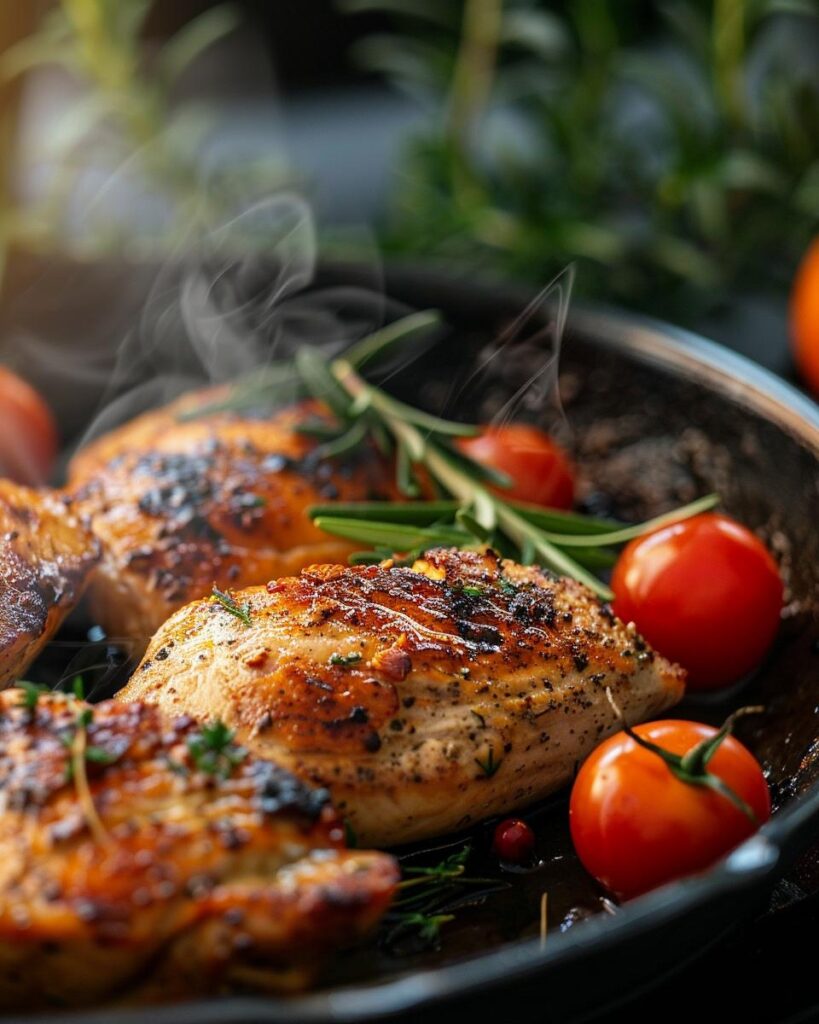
0, 480, 100, 686
0, 688, 397, 1009
67, 393, 398, 644
121, 547, 685, 847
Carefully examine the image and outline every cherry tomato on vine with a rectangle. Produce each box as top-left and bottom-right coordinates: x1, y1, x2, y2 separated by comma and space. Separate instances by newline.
0, 367, 58, 484
492, 817, 535, 864
457, 423, 575, 509
611, 513, 782, 691
790, 237, 819, 397
569, 718, 770, 900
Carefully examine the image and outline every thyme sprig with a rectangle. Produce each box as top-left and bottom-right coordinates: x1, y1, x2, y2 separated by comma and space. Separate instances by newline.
381, 844, 502, 951
15, 679, 118, 844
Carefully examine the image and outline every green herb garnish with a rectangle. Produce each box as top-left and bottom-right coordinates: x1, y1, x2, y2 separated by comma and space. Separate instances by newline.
295, 334, 719, 599
330, 652, 363, 667
184, 309, 719, 601
17, 681, 47, 711
211, 585, 252, 626
57, 700, 117, 845
84, 745, 119, 765
179, 310, 442, 421
61, 705, 118, 780
475, 747, 502, 778
187, 720, 247, 779
381, 844, 502, 952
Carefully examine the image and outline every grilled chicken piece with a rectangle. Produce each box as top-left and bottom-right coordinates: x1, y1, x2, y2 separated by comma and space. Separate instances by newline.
0, 481, 100, 686
0, 688, 396, 1009
68, 394, 398, 644
121, 548, 685, 846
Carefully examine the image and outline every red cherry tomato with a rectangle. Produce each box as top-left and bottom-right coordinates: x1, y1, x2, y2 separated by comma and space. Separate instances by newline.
611, 513, 782, 691
492, 817, 536, 864
0, 368, 58, 484
569, 719, 771, 900
790, 237, 819, 396
457, 424, 575, 509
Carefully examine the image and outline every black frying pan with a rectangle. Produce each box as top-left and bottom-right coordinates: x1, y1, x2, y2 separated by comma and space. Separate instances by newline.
2, 261, 817, 1024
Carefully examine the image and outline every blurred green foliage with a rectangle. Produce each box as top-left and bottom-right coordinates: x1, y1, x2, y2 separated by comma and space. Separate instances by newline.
0, 0, 288, 269
343, 0, 819, 316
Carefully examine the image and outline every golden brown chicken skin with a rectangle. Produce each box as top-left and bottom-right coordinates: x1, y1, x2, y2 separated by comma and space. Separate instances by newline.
68, 392, 398, 644
0, 688, 397, 1009
0, 480, 100, 686
122, 548, 685, 846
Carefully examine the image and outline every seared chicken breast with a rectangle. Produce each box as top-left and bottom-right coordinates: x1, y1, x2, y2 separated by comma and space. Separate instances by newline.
0, 481, 100, 686
0, 688, 396, 1009
122, 548, 685, 846
68, 393, 398, 643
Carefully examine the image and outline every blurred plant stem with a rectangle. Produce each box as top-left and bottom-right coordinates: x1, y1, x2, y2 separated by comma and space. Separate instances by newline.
447, 0, 502, 156
446, 0, 502, 234
713, 0, 746, 130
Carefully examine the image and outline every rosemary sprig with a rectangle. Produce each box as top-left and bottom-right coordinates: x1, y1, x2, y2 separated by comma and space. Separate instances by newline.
310, 500, 615, 531
182, 307, 720, 600
313, 517, 472, 552
211, 585, 252, 626
307, 350, 720, 599
302, 355, 615, 597
311, 324, 718, 598
310, 495, 718, 582
178, 310, 443, 422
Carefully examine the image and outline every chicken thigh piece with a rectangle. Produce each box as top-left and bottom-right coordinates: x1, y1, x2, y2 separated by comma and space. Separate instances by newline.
68, 392, 398, 644
0, 688, 396, 1009
121, 548, 685, 846
0, 480, 100, 686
